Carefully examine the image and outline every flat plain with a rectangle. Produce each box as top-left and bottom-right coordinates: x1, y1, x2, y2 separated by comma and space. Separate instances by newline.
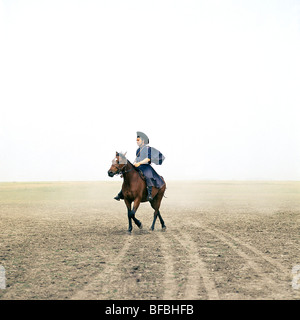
0, 181, 299, 300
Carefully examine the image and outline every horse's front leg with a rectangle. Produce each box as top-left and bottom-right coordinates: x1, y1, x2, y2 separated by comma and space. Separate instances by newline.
125, 199, 133, 233
127, 210, 133, 233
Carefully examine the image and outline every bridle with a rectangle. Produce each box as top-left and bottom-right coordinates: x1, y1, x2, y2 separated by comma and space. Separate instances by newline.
111, 159, 133, 176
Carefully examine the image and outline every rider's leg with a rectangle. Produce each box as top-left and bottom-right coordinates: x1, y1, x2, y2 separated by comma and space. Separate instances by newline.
145, 181, 153, 201
138, 165, 154, 201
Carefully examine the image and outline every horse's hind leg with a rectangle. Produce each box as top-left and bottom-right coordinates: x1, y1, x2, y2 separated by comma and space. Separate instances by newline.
150, 189, 166, 231
157, 210, 166, 230
150, 210, 165, 231
150, 210, 158, 231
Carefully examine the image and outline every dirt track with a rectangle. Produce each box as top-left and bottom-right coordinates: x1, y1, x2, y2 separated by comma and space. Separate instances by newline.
0, 181, 299, 300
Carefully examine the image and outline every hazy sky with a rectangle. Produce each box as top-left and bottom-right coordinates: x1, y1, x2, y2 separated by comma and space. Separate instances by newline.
1, 0, 300, 181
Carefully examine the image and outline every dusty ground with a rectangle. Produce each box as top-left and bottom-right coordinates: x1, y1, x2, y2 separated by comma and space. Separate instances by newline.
0, 181, 299, 300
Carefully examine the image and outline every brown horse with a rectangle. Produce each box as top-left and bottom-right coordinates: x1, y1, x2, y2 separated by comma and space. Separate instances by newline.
108, 152, 166, 233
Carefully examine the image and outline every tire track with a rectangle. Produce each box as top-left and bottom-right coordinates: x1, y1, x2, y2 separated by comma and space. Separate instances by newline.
205, 225, 298, 298
174, 231, 219, 300
184, 220, 300, 299
188, 222, 288, 296
208, 226, 288, 274
71, 235, 133, 300
205, 228, 277, 285
157, 233, 177, 300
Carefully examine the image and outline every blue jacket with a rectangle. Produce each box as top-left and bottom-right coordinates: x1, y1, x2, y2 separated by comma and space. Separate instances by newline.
136, 146, 165, 165
135, 146, 165, 188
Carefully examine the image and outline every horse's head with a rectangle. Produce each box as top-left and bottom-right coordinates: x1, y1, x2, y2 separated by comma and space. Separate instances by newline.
107, 152, 127, 177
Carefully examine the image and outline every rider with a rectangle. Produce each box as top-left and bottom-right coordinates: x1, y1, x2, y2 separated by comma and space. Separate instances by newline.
114, 131, 165, 202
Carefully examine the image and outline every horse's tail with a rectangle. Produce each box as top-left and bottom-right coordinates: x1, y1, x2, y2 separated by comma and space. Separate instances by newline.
159, 176, 167, 198
163, 185, 167, 198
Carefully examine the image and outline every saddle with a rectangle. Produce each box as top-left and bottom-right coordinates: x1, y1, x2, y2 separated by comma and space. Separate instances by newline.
137, 168, 165, 189
137, 169, 146, 181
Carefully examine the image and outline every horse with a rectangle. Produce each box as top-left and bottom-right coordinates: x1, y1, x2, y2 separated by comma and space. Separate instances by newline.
108, 152, 166, 233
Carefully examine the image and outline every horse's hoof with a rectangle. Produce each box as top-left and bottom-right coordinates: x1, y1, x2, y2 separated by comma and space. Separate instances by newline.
149, 227, 154, 231
127, 230, 132, 235
139, 223, 143, 230
162, 226, 166, 231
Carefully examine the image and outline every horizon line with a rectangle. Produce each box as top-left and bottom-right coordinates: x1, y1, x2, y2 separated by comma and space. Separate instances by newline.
1, 179, 300, 183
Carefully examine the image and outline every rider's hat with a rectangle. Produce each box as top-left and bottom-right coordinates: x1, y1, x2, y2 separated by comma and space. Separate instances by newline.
137, 131, 149, 145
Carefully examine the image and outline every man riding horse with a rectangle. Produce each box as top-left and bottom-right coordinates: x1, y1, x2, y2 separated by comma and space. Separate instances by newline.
114, 131, 165, 202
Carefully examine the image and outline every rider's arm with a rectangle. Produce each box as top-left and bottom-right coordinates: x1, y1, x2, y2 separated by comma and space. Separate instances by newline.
135, 158, 150, 167
140, 158, 151, 165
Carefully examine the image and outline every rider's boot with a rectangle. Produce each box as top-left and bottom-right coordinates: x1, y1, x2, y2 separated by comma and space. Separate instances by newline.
114, 190, 124, 201
147, 186, 153, 201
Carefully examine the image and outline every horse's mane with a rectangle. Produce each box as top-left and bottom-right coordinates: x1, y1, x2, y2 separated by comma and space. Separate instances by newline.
117, 152, 139, 172
128, 159, 139, 172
